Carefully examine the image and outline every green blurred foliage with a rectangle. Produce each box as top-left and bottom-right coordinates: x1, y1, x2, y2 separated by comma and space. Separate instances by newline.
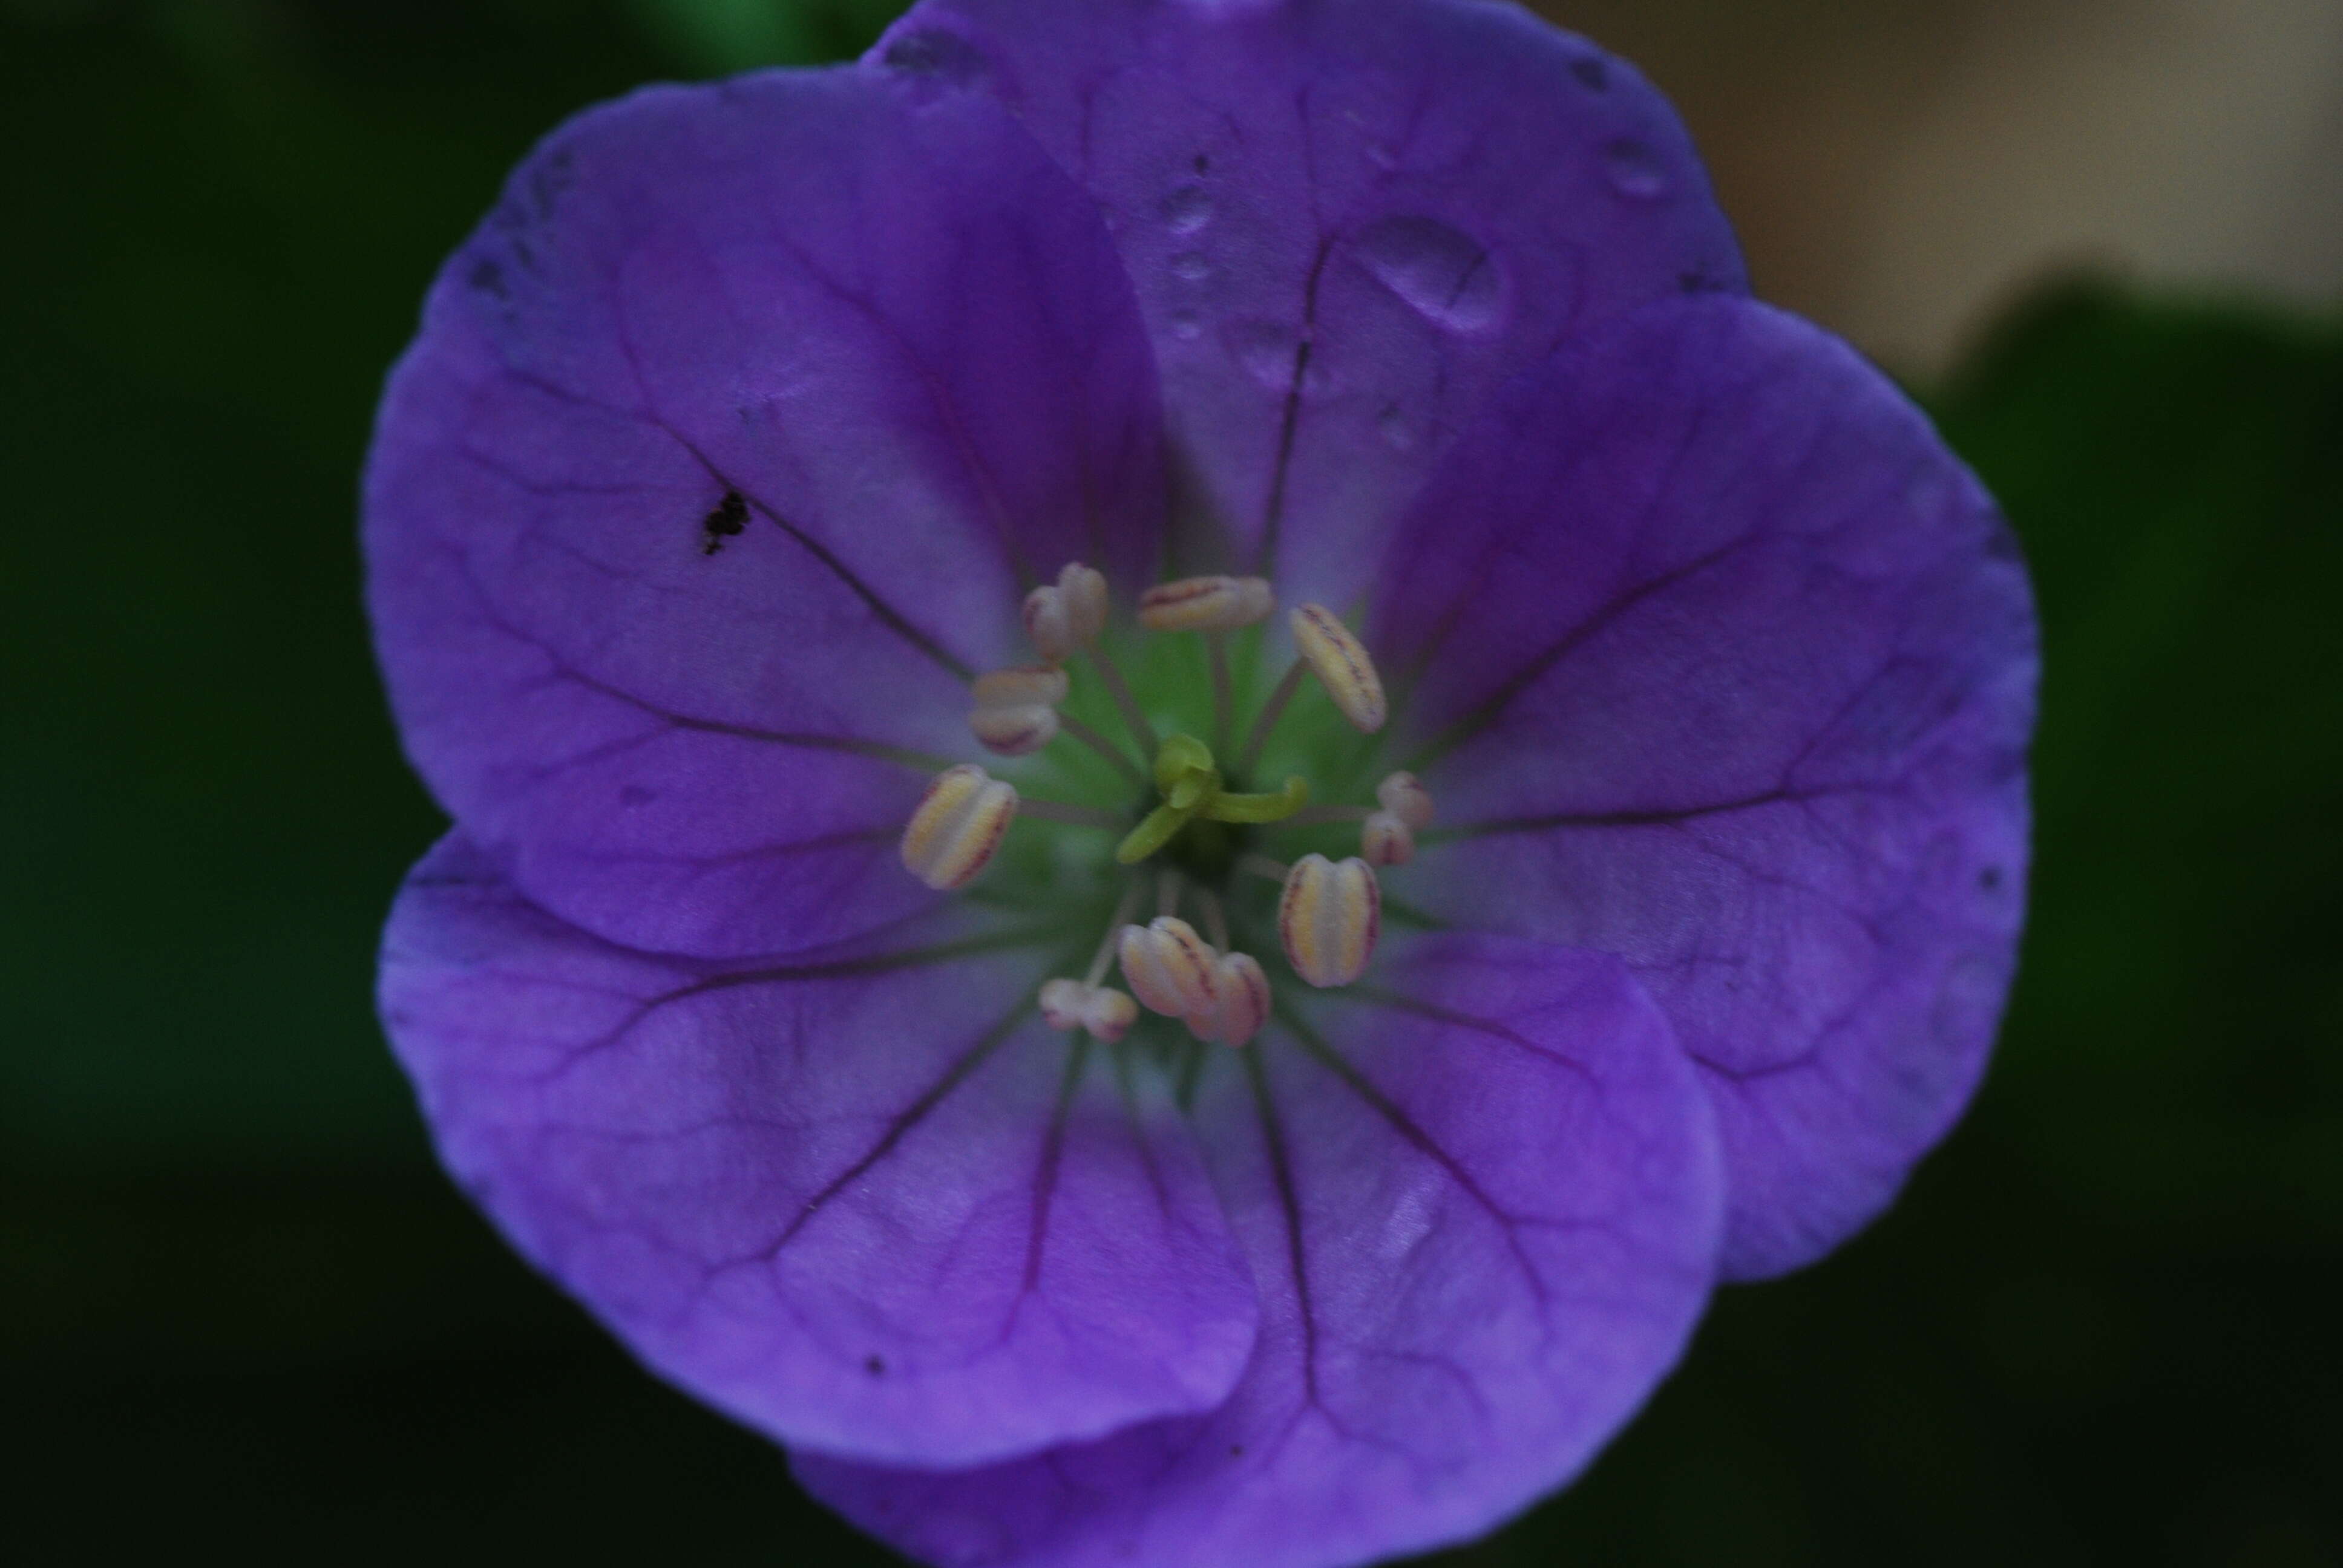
1, 2, 2337, 1563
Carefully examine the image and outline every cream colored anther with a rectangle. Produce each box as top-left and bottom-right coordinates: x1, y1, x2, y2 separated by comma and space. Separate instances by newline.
1023, 563, 1109, 662
1288, 604, 1386, 733
1188, 951, 1270, 1048
1361, 771, 1435, 866
1377, 772, 1435, 828
1039, 979, 1141, 1044
1361, 813, 1414, 867
1116, 916, 1219, 1019
968, 664, 1069, 757
1138, 575, 1274, 634
899, 765, 1018, 890
1278, 853, 1381, 987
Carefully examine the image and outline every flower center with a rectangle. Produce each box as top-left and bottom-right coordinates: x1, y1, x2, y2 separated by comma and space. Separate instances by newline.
897, 564, 1435, 1054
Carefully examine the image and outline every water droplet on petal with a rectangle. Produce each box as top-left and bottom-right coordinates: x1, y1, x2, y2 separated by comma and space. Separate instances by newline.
1162, 185, 1213, 235
1225, 319, 1331, 397
1170, 250, 1213, 282
1168, 310, 1204, 341
1375, 405, 1413, 450
1602, 139, 1669, 199
1229, 321, 1297, 390
1352, 215, 1505, 333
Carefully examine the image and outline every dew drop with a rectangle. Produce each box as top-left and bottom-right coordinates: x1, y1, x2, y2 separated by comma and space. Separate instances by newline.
1225, 319, 1329, 397
1170, 250, 1213, 282
1168, 309, 1204, 341
1162, 185, 1213, 235
1351, 215, 1504, 333
1229, 321, 1297, 390
1602, 139, 1669, 200
1375, 405, 1414, 451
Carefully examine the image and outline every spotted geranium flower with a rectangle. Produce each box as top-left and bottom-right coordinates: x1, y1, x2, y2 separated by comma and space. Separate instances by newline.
364, 1, 2036, 1564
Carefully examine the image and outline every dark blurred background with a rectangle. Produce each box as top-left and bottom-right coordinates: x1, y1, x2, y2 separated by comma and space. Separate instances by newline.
3, 1, 2338, 1562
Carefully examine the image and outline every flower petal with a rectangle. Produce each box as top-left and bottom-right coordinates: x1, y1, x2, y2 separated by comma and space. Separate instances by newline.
1373, 297, 2037, 1279
379, 834, 1257, 1467
364, 66, 1163, 957
798, 935, 1722, 1568
873, 0, 1745, 604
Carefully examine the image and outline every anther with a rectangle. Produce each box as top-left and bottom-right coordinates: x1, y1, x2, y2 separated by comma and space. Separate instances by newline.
1117, 916, 1220, 1019
1377, 771, 1435, 828
1289, 604, 1386, 733
1023, 562, 1109, 662
968, 664, 1070, 757
899, 765, 1017, 890
1361, 812, 1414, 867
1190, 952, 1270, 1048
1278, 852, 1381, 987
1039, 979, 1141, 1044
1361, 770, 1435, 866
1138, 575, 1274, 634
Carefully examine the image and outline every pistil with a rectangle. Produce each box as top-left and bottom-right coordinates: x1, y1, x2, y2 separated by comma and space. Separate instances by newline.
1115, 734, 1307, 865
902, 561, 1406, 1022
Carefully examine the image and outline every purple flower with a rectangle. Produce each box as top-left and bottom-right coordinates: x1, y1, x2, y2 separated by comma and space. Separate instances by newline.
363, 1, 2036, 1563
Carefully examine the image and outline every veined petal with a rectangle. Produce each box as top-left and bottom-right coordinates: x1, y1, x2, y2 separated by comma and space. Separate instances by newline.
364, 66, 1162, 958
872, 0, 1744, 606
379, 835, 1257, 1468
798, 935, 1722, 1568
1373, 297, 2038, 1279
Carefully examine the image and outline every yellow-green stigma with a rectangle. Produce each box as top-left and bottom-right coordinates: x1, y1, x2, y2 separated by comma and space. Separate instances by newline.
1116, 734, 1309, 865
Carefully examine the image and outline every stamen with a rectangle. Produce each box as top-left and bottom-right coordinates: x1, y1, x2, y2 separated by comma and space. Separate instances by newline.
1360, 812, 1414, 866
1277, 852, 1381, 987
1015, 798, 1123, 829
1235, 658, 1306, 777
1118, 915, 1219, 1019
968, 664, 1069, 756
1190, 951, 1270, 1048
1037, 884, 1146, 1039
900, 765, 1017, 890
1021, 563, 1109, 663
1039, 978, 1139, 1044
1377, 771, 1436, 829
1192, 885, 1231, 954
1055, 710, 1149, 789
1289, 604, 1387, 733
1137, 575, 1274, 634
1090, 880, 1148, 985
1360, 771, 1436, 866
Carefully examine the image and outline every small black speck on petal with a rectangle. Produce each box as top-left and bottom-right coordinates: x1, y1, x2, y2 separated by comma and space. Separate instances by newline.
864, 1354, 888, 1377
1980, 866, 2003, 890
700, 489, 749, 555
1571, 54, 1609, 90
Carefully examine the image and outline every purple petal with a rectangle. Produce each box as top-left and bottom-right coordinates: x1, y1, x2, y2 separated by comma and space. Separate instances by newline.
872, 0, 1745, 604
379, 834, 1257, 1467
799, 935, 1722, 1568
1374, 297, 2037, 1279
364, 66, 1163, 958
